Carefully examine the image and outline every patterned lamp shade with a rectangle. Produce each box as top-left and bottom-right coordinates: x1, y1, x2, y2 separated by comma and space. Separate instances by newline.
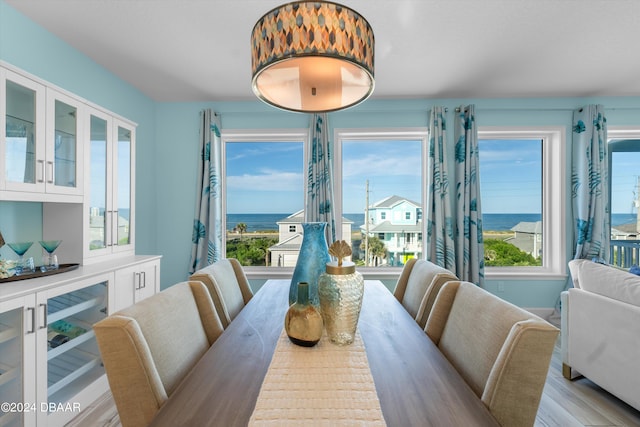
251, 1, 374, 113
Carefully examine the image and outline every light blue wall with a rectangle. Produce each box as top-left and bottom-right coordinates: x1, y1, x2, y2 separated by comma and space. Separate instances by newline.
0, 0, 157, 257
2, 1, 640, 308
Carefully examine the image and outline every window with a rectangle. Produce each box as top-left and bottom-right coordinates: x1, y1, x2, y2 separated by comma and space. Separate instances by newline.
478, 127, 565, 278
334, 129, 428, 268
222, 130, 307, 267
608, 128, 640, 268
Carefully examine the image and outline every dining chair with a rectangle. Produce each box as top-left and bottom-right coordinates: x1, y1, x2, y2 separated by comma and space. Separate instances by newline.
425, 281, 559, 427
190, 257, 253, 329
393, 258, 458, 328
94, 281, 224, 427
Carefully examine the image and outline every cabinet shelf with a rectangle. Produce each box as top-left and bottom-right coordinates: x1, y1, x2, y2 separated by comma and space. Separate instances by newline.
0, 410, 19, 427
0, 322, 18, 344
47, 288, 106, 324
47, 329, 95, 360
47, 347, 103, 397
0, 362, 19, 387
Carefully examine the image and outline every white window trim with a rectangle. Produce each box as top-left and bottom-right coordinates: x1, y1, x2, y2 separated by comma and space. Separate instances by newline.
221, 129, 309, 278
479, 126, 566, 280
334, 128, 428, 278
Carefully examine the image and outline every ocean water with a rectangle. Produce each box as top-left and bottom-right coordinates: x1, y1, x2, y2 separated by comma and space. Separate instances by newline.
227, 212, 638, 232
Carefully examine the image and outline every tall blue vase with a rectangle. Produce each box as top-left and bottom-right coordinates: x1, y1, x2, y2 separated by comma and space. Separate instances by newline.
289, 222, 331, 307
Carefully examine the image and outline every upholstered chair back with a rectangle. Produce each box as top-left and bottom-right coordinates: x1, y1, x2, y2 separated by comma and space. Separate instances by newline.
393, 258, 458, 328
94, 281, 224, 427
425, 281, 558, 427
190, 258, 253, 329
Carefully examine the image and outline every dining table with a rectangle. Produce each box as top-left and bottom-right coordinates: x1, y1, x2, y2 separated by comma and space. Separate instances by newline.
148, 279, 499, 426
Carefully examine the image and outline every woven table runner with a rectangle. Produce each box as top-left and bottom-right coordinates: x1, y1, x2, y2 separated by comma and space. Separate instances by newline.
249, 328, 387, 426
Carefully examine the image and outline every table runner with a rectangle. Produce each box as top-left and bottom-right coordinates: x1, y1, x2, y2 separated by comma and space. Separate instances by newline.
248, 328, 387, 426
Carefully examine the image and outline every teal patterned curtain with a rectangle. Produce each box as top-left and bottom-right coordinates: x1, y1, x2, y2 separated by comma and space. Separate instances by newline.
305, 113, 336, 243
189, 109, 223, 273
426, 107, 456, 270
571, 105, 609, 261
454, 105, 485, 285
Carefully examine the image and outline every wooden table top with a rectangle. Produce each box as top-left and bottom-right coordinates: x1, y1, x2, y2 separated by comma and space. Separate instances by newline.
149, 279, 499, 427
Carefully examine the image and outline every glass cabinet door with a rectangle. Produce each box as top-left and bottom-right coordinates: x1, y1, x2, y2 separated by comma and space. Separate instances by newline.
53, 100, 77, 188
88, 112, 110, 253
3, 70, 46, 192
113, 121, 134, 252
0, 296, 37, 427
45, 89, 83, 195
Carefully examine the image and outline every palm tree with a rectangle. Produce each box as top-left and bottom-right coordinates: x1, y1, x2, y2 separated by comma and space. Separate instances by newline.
235, 223, 247, 240
360, 235, 387, 266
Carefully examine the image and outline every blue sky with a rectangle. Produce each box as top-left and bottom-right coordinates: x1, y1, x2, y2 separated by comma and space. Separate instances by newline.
341, 139, 421, 213
611, 151, 640, 214
478, 139, 542, 214
225, 139, 639, 215
226, 141, 304, 214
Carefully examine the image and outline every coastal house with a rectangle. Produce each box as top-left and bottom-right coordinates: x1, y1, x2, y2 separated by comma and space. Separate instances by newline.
361, 195, 423, 266
509, 221, 543, 259
1, 1, 640, 425
268, 210, 353, 267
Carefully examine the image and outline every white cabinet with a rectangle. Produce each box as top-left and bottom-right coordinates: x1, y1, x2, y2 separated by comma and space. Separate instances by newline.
83, 107, 135, 262
113, 258, 160, 312
0, 256, 160, 426
0, 295, 37, 427
1, 67, 83, 202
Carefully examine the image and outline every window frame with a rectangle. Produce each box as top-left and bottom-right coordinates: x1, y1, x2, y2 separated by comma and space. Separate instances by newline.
478, 126, 566, 280
221, 129, 309, 277
333, 128, 428, 277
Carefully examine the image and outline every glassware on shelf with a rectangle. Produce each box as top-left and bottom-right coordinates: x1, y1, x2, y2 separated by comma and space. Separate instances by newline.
39, 240, 62, 271
6, 242, 34, 275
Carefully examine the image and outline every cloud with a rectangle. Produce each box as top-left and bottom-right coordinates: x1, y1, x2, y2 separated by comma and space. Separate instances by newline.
227, 170, 303, 191
343, 153, 421, 178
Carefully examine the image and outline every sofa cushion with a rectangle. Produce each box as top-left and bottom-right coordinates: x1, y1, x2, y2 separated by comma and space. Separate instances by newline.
569, 259, 640, 307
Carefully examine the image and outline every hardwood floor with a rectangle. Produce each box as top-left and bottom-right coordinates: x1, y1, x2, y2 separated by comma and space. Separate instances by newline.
66, 342, 640, 427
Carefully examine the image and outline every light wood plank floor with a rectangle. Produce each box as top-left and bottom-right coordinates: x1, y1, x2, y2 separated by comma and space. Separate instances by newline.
66, 343, 640, 427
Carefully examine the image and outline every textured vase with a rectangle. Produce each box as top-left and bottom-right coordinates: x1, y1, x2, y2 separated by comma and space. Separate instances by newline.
285, 282, 324, 347
289, 222, 331, 307
318, 261, 364, 345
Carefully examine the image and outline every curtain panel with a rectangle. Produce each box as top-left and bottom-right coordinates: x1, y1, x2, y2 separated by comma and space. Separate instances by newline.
571, 104, 610, 261
305, 113, 337, 244
189, 109, 223, 274
454, 105, 485, 286
426, 106, 456, 270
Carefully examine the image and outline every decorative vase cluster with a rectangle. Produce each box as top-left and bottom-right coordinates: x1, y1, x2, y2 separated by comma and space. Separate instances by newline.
284, 223, 364, 347
318, 240, 364, 345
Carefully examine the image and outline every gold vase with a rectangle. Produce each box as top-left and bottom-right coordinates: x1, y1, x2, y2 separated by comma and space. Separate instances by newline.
284, 282, 324, 347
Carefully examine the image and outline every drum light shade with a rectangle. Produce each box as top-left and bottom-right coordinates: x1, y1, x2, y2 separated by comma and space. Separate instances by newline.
251, 1, 374, 113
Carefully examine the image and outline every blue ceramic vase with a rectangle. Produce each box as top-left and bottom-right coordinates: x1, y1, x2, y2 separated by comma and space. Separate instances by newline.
289, 222, 331, 307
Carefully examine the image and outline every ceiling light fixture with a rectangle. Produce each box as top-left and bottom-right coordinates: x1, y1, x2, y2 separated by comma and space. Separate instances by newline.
251, 1, 375, 113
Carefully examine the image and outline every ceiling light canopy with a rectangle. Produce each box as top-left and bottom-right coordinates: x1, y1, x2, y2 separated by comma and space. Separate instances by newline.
251, 1, 375, 113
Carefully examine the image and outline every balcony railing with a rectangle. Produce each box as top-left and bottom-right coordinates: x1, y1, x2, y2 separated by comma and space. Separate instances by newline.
609, 240, 640, 268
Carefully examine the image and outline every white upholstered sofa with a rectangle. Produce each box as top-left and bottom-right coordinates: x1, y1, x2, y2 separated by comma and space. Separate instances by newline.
562, 259, 640, 411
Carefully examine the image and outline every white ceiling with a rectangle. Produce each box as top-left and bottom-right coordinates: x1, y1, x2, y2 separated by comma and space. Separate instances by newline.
6, 0, 640, 103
